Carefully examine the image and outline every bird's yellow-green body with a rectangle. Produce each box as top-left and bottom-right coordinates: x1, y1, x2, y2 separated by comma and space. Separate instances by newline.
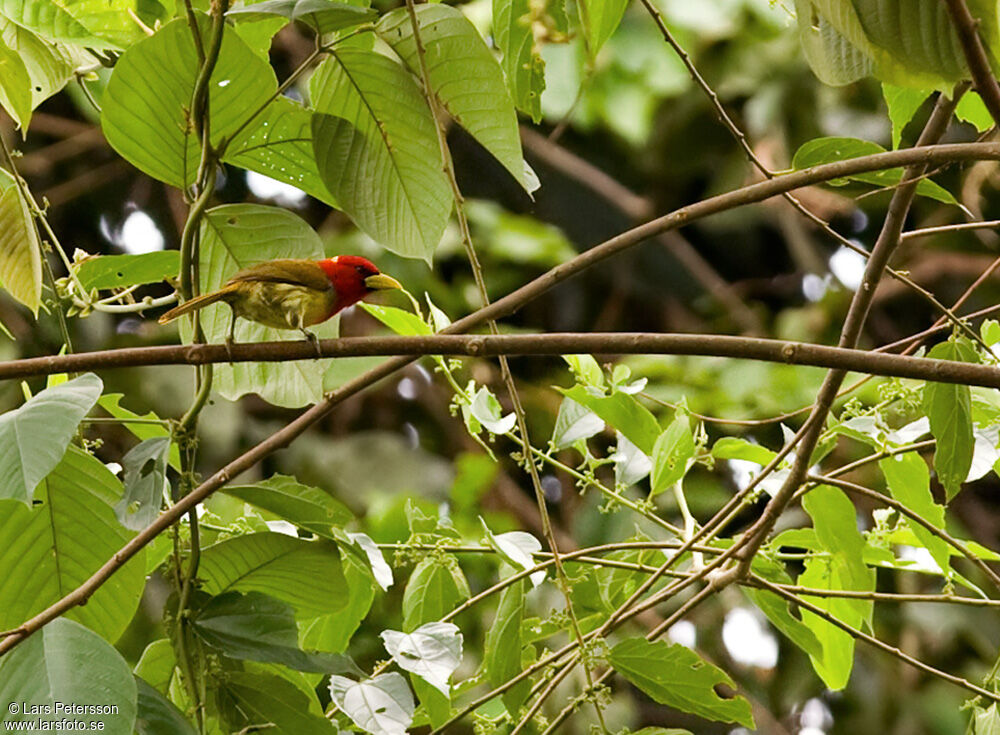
157, 257, 402, 351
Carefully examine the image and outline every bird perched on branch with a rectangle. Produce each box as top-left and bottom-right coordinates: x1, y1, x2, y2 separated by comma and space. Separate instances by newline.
158, 256, 402, 353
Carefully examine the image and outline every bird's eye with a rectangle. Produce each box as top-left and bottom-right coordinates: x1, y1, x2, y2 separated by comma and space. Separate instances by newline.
356, 265, 368, 275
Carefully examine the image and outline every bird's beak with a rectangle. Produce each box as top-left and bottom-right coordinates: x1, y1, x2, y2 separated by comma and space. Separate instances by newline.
365, 273, 403, 291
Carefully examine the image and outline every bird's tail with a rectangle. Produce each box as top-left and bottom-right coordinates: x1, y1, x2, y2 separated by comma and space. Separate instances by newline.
158, 284, 238, 324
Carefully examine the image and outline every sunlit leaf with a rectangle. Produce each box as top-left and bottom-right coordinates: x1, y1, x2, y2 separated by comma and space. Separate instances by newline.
377, 4, 538, 193
75, 252, 179, 291
329, 673, 414, 735
381, 622, 462, 696
310, 50, 451, 262
923, 339, 978, 500
0, 174, 42, 312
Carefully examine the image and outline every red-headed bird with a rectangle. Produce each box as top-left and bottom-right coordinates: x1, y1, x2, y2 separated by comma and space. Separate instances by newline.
158, 256, 402, 352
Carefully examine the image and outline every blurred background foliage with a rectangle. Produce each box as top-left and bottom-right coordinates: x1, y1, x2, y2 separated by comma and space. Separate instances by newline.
4, 0, 1000, 732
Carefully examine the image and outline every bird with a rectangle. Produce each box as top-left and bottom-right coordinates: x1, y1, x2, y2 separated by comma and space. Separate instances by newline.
158, 255, 402, 354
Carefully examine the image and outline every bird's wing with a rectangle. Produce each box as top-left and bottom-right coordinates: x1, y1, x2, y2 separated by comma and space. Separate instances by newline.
227, 259, 332, 291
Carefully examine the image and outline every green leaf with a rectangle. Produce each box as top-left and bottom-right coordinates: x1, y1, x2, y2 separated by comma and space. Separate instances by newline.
793, 0, 873, 86
359, 302, 432, 336
484, 578, 527, 715
403, 556, 470, 632
609, 637, 754, 728
0, 373, 101, 504
199, 532, 348, 619
190, 204, 338, 407
955, 91, 994, 133
492, 0, 544, 121
791, 136, 957, 204
800, 484, 875, 690
0, 19, 80, 119
114, 437, 169, 531
309, 50, 451, 262
711, 437, 777, 466
301, 551, 376, 653
223, 96, 338, 206
133, 639, 176, 695
650, 413, 695, 495
377, 5, 538, 193
559, 384, 660, 455
101, 16, 275, 188
218, 670, 338, 734
924, 339, 978, 500
879, 452, 951, 575
0, 446, 147, 641
881, 84, 929, 149
134, 676, 197, 735
75, 251, 180, 291
563, 354, 605, 388
0, 0, 166, 49
228, 0, 377, 34
192, 590, 362, 674
0, 182, 42, 314
579, 0, 628, 57
742, 587, 823, 659
98, 394, 178, 470
223, 474, 354, 539
0, 35, 32, 130
551, 397, 604, 449
0, 619, 136, 734
597, 539, 657, 611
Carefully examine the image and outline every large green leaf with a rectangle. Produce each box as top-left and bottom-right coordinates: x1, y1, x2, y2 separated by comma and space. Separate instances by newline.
609, 638, 754, 728
377, 5, 538, 193
492, 0, 544, 121
0, 19, 82, 118
300, 551, 376, 653
0, 446, 147, 642
223, 96, 337, 207
198, 531, 348, 619
402, 556, 470, 632
217, 670, 338, 735
0, 176, 42, 312
800, 484, 874, 690
134, 677, 197, 735
0, 373, 102, 505
0, 35, 32, 130
309, 50, 451, 262
189, 203, 338, 407
75, 251, 180, 291
0, 0, 166, 49
879, 452, 951, 575
223, 474, 354, 539
101, 16, 276, 188
191, 590, 361, 673
484, 578, 527, 715
0, 619, 136, 734
923, 340, 977, 500
792, 136, 957, 204
228, 0, 377, 34
794, 0, 998, 88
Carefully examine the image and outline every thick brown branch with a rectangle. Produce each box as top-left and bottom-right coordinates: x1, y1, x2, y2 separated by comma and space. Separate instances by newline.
945, 0, 1000, 127
4, 332, 1000, 387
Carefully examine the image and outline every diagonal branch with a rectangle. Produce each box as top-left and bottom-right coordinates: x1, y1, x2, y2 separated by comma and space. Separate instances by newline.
945, 0, 1000, 127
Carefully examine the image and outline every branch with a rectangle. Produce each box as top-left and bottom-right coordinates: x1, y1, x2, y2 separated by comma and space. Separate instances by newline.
3, 140, 1000, 655
945, 0, 1000, 127
6, 332, 1000, 386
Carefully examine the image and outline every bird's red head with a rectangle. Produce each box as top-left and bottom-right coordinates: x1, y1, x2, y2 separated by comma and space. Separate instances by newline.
317, 255, 402, 312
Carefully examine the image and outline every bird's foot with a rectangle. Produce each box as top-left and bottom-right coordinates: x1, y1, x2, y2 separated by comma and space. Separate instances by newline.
224, 336, 236, 364
303, 329, 322, 358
